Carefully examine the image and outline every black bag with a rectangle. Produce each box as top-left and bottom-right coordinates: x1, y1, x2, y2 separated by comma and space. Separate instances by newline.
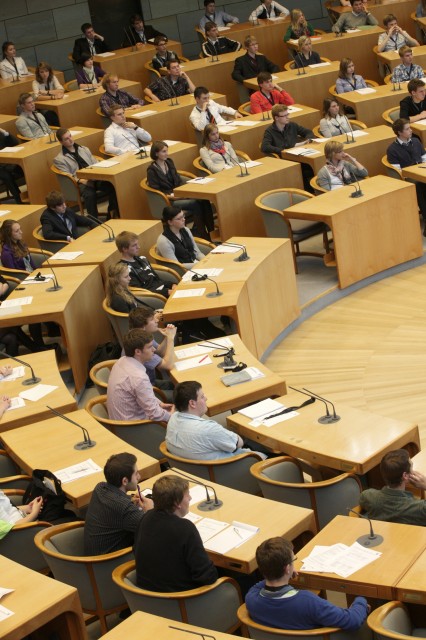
22, 469, 78, 524
86, 341, 122, 386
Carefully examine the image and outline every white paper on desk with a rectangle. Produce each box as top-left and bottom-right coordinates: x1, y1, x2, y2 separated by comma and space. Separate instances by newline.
239, 398, 284, 420
172, 288, 205, 298
356, 87, 376, 95
52, 251, 84, 261
0, 210, 11, 215
231, 119, 258, 127
0, 587, 13, 600
262, 411, 298, 427
205, 522, 257, 553
181, 268, 223, 282
188, 484, 214, 505
163, 140, 179, 146
174, 355, 212, 371
312, 137, 327, 142
302, 543, 348, 572
309, 62, 331, 68
24, 274, 54, 283
196, 517, 229, 543
0, 305, 22, 317
187, 177, 215, 184
2, 366, 24, 381
19, 384, 58, 402
54, 459, 102, 484
346, 28, 360, 32
0, 146, 24, 152
217, 25, 231, 31
0, 603, 14, 621
94, 159, 120, 168
184, 511, 203, 524
240, 160, 262, 168
6, 397, 25, 411
272, 75, 279, 80
414, 117, 426, 125
132, 110, 157, 117
211, 244, 239, 254
69, 130, 83, 135
288, 39, 299, 44
286, 147, 319, 156
1, 296, 32, 307
351, 130, 368, 137
217, 125, 237, 133
287, 107, 303, 114
96, 52, 115, 57
332, 542, 381, 578
175, 337, 233, 360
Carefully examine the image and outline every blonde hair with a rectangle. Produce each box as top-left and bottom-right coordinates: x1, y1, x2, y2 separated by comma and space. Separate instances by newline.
102, 73, 118, 90
298, 35, 311, 51
290, 9, 305, 30
106, 263, 133, 306
201, 123, 219, 148
324, 140, 344, 161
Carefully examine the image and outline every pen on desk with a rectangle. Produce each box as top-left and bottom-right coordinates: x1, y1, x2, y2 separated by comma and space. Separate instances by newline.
234, 526, 243, 538
199, 355, 209, 363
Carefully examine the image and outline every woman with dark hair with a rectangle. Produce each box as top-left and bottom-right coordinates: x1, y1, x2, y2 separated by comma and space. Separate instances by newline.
200, 124, 239, 174
316, 140, 368, 191
75, 53, 105, 88
147, 141, 214, 240
319, 99, 352, 137
32, 62, 64, 99
157, 206, 204, 268
336, 58, 367, 93
0, 41, 28, 80
0, 219, 34, 271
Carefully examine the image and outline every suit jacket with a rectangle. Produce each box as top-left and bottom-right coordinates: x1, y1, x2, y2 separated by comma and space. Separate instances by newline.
53, 144, 97, 178
232, 53, 279, 83
123, 24, 164, 46
16, 112, 51, 139
202, 37, 241, 58
40, 207, 94, 241
72, 37, 109, 62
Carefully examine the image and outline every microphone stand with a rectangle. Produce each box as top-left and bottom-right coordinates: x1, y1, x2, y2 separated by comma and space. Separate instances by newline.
348, 509, 384, 547
0, 351, 41, 385
288, 385, 332, 424
302, 387, 340, 422
85, 213, 114, 242
347, 165, 364, 198
47, 405, 96, 450
221, 241, 250, 261
38, 248, 62, 291
170, 466, 223, 511
296, 51, 307, 75
343, 115, 356, 144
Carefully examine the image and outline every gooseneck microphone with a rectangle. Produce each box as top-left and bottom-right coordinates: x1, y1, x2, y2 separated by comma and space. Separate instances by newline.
302, 387, 340, 423
347, 165, 364, 198
348, 509, 384, 547
47, 405, 96, 450
38, 248, 62, 291
289, 385, 339, 424
296, 51, 307, 75
0, 351, 41, 386
169, 627, 216, 640
85, 213, 115, 243
343, 115, 356, 144
221, 241, 250, 262
189, 336, 239, 369
224, 151, 247, 178
187, 268, 222, 298
170, 467, 223, 511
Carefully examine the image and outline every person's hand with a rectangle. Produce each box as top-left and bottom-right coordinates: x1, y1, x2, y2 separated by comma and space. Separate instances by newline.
28, 496, 44, 516
180, 70, 189, 80
136, 42, 145, 48
139, 495, 154, 511
123, 121, 137, 129
234, 112, 243, 118
129, 104, 140, 110
93, 33, 104, 40
159, 323, 177, 339
0, 366, 12, 377
160, 402, 174, 411
0, 395, 11, 414
151, 95, 160, 103
201, 100, 209, 111
0, 128, 8, 136
408, 470, 426, 489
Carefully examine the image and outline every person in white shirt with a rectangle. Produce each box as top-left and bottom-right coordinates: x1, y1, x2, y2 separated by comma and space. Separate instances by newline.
249, 0, 289, 21
189, 85, 242, 131
0, 41, 29, 80
104, 104, 151, 155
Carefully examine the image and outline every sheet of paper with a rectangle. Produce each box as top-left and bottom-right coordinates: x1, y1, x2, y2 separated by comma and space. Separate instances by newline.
172, 288, 205, 298
52, 251, 84, 261
211, 244, 240, 254
308, 62, 331, 68
187, 177, 215, 184
0, 603, 14, 621
181, 268, 223, 282
131, 110, 157, 117
205, 523, 257, 553
188, 484, 214, 504
0, 587, 13, 600
351, 130, 368, 138
24, 274, 54, 283
94, 159, 120, 168
7, 397, 25, 411
1, 297, 33, 307
54, 459, 102, 484
231, 119, 258, 127
287, 107, 302, 114
164, 140, 179, 146
286, 147, 319, 156
261, 411, 298, 427
96, 52, 115, 57
415, 117, 426, 125
217, 125, 237, 133
175, 337, 233, 360
241, 160, 262, 167
0, 210, 11, 215
217, 26, 230, 31
69, 130, 83, 135
2, 366, 24, 381
195, 517, 229, 543
356, 88, 376, 95
184, 511, 203, 524
302, 543, 349, 572
0, 305, 22, 317
346, 28, 360, 33
331, 542, 382, 578
245, 366, 265, 380
19, 384, 58, 402
238, 398, 284, 419
312, 137, 327, 142
0, 146, 24, 152
174, 355, 212, 371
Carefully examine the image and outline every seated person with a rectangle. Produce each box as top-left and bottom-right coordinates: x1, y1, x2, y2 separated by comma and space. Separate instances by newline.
32, 62, 64, 100
391, 46, 424, 83
0, 128, 23, 203
134, 475, 218, 591
157, 206, 204, 268
199, 0, 239, 31
0, 489, 43, 532
151, 35, 180, 72
378, 14, 419, 52
54, 127, 119, 219
166, 381, 253, 460
147, 140, 214, 240
104, 104, 151, 155
106, 328, 173, 422
246, 537, 370, 633
16, 93, 51, 139
0, 275, 45, 355
332, 0, 378, 33
201, 21, 241, 57
106, 263, 156, 313
144, 60, 195, 103
387, 117, 426, 233
1, 219, 37, 271
84, 452, 153, 555
232, 35, 279, 84
319, 98, 353, 137
72, 22, 109, 62
99, 73, 144, 116
293, 36, 321, 68
250, 71, 294, 114
0, 41, 29, 80
75, 53, 105, 87
335, 58, 367, 93
284, 9, 314, 42
40, 190, 96, 242
249, 0, 289, 21
0, 390, 11, 421
124, 14, 164, 46
360, 449, 426, 525
316, 140, 368, 190
200, 123, 240, 173
189, 85, 241, 131
400, 78, 426, 122
261, 104, 315, 192
416, 0, 426, 16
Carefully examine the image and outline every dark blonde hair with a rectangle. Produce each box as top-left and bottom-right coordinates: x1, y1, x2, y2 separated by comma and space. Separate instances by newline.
102, 73, 118, 90
338, 57, 354, 79
201, 123, 220, 148
0, 219, 29, 260
324, 139, 344, 161
322, 98, 342, 118
106, 263, 133, 306
35, 61, 54, 84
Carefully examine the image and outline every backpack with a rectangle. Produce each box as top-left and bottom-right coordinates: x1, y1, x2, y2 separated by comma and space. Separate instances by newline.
22, 469, 78, 524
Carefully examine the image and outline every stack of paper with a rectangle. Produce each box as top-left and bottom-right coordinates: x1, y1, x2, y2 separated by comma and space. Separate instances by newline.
175, 337, 233, 360
54, 459, 102, 483
204, 521, 259, 553
301, 542, 381, 577
181, 268, 223, 282
174, 355, 212, 371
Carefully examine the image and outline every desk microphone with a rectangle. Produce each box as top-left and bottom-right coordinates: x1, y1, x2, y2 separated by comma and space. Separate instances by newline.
347, 509, 384, 547
170, 467, 223, 511
187, 269, 222, 298
288, 385, 334, 424
85, 213, 115, 243
38, 248, 62, 291
347, 165, 364, 198
302, 387, 340, 423
224, 151, 248, 178
296, 51, 307, 75
169, 627, 216, 640
47, 405, 96, 450
0, 351, 41, 385
221, 241, 250, 262
124, 26, 137, 51
343, 115, 355, 144
189, 336, 240, 369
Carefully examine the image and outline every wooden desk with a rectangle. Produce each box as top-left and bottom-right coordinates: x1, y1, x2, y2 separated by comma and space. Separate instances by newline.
163, 237, 300, 360
282, 125, 395, 176
0, 351, 76, 433
94, 40, 183, 89
172, 334, 286, 416
140, 469, 315, 573
77, 142, 198, 219
220, 105, 320, 160
395, 546, 426, 604
217, 18, 290, 68
227, 391, 420, 477
0, 556, 87, 640
335, 82, 408, 127
2, 409, 160, 508
244, 62, 341, 113
410, 119, 426, 145
173, 156, 303, 240
0, 204, 44, 242
285, 175, 423, 288
0, 127, 104, 206
286, 28, 384, 84
402, 161, 426, 184
0, 71, 64, 116
125, 92, 227, 145
0, 113, 17, 135
34, 79, 142, 130
295, 516, 426, 600
0, 265, 112, 393
330, 0, 417, 34
376, 43, 426, 71
47, 219, 161, 280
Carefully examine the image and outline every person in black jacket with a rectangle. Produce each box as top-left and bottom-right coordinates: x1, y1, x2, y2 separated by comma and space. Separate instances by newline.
72, 23, 109, 62
123, 14, 164, 46
232, 35, 279, 84
40, 191, 96, 242
201, 22, 241, 57
0, 128, 23, 203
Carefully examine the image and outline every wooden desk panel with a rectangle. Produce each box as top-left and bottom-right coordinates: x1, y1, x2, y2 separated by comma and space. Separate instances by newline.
0, 70, 65, 115
178, 52, 243, 109
0, 204, 44, 243
285, 175, 422, 288
402, 162, 426, 183
411, 120, 426, 145
174, 156, 303, 240
140, 469, 315, 574
76, 142, 198, 219
0, 556, 87, 640
0, 114, 17, 135
228, 391, 420, 475
215, 19, 291, 68
0, 351, 76, 433
330, 0, 417, 34
376, 43, 426, 71
295, 516, 426, 600
395, 547, 426, 604
335, 83, 408, 127
286, 28, 384, 83
2, 409, 160, 508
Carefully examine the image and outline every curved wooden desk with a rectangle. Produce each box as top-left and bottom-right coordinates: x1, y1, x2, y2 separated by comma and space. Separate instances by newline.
330, 0, 417, 34
376, 43, 426, 71
336, 82, 408, 127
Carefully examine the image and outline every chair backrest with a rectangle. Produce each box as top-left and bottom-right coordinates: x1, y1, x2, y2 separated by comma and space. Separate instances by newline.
102, 299, 129, 346
32, 225, 68, 252
382, 107, 400, 125
0, 516, 52, 572
140, 178, 170, 219
113, 560, 242, 633
381, 155, 403, 180
50, 164, 84, 213
89, 359, 117, 393
0, 449, 19, 477
237, 82, 251, 105
0, 473, 31, 491
64, 79, 78, 92
367, 601, 416, 639
99, 143, 115, 158
193, 156, 213, 177
130, 288, 168, 309
255, 189, 314, 237
314, 119, 367, 137
143, 60, 161, 82
149, 244, 187, 277
238, 101, 252, 116
284, 56, 331, 71
95, 107, 111, 129
29, 248, 52, 267
310, 176, 328, 195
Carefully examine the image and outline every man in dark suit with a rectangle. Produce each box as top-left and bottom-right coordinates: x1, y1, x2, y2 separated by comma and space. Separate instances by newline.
123, 14, 165, 46
232, 35, 279, 84
40, 190, 96, 242
72, 23, 109, 62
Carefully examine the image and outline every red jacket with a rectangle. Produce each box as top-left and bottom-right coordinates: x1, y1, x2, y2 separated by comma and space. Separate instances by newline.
250, 88, 294, 114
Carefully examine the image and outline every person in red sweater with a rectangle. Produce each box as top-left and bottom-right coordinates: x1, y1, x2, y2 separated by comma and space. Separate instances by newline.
250, 71, 294, 114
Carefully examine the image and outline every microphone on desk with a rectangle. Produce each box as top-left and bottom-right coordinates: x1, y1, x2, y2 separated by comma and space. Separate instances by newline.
124, 26, 137, 51
170, 466, 223, 511
137, 145, 149, 159
296, 51, 307, 75
188, 335, 240, 370
187, 268, 223, 298
169, 627, 216, 640
302, 387, 340, 423
343, 115, 356, 144
221, 241, 250, 262
347, 509, 384, 547
37, 248, 62, 291
0, 351, 41, 386
347, 165, 364, 198
288, 385, 338, 424
224, 151, 248, 178
47, 405, 96, 450
85, 213, 115, 243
